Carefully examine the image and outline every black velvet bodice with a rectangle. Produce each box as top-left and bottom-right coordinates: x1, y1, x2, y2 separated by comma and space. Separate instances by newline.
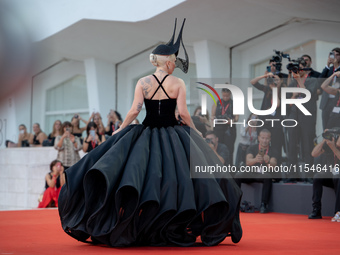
142, 98, 178, 128
142, 74, 178, 128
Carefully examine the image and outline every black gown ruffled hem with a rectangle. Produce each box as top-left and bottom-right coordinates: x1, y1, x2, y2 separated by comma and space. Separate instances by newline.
58, 124, 242, 247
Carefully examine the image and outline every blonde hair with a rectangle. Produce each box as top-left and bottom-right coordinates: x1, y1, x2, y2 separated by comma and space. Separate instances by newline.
149, 53, 176, 67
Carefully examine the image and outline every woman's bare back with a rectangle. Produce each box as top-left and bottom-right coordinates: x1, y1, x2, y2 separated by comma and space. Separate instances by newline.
140, 74, 181, 100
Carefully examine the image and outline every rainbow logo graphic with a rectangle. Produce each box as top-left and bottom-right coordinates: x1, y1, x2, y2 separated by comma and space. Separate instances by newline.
196, 82, 222, 106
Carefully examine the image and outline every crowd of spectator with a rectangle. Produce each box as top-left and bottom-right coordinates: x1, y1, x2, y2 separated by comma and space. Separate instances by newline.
191, 48, 340, 221
7, 48, 340, 220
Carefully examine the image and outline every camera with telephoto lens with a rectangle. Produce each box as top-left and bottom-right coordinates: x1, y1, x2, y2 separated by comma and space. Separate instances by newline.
322, 128, 340, 141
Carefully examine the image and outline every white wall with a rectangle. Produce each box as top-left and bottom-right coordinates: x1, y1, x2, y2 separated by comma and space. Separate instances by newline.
14, 0, 185, 41
32, 60, 86, 133
0, 147, 85, 210
84, 58, 116, 115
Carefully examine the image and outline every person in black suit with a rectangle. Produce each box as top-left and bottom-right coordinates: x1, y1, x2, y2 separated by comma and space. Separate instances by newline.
301, 54, 321, 78
286, 59, 318, 181
308, 131, 340, 221
319, 48, 340, 130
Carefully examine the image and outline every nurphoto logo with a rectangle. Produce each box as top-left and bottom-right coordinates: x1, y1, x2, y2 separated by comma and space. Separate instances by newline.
196, 82, 312, 128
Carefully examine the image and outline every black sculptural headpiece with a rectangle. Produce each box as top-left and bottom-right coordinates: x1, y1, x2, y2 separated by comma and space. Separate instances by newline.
152, 18, 189, 73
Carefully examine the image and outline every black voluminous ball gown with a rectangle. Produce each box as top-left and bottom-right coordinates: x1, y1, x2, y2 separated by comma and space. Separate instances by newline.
58, 77, 243, 247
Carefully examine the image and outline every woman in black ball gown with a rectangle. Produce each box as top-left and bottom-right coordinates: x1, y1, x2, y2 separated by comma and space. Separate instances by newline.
58, 19, 242, 247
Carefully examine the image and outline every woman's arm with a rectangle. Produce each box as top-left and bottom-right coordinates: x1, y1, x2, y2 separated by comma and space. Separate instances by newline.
28, 133, 34, 146
82, 136, 90, 152
325, 138, 340, 161
60, 170, 65, 187
113, 80, 144, 135
55, 135, 65, 150
311, 139, 326, 158
88, 112, 94, 123
321, 72, 340, 96
251, 73, 273, 88
72, 136, 82, 151
17, 134, 23, 147
97, 114, 106, 135
45, 173, 56, 188
201, 116, 213, 131
79, 116, 88, 125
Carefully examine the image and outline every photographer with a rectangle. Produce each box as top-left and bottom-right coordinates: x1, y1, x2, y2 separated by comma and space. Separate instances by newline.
71, 114, 87, 142
54, 121, 82, 169
89, 112, 106, 136
321, 71, 340, 129
212, 88, 239, 165
83, 121, 106, 153
308, 129, 340, 222
105, 110, 122, 136
286, 58, 318, 181
250, 72, 285, 164
319, 48, 340, 129
38, 160, 65, 208
234, 129, 278, 213
301, 54, 321, 78
267, 56, 288, 78
205, 131, 230, 166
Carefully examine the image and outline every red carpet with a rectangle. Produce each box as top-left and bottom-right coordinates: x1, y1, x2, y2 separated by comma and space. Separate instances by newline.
0, 209, 338, 255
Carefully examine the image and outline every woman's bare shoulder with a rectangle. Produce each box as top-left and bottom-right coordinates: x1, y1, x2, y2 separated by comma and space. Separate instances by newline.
165, 75, 184, 85
138, 75, 153, 84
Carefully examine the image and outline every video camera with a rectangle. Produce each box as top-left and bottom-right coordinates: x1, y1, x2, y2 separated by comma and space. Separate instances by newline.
286, 57, 312, 74
268, 50, 290, 74
266, 50, 290, 85
267, 50, 313, 84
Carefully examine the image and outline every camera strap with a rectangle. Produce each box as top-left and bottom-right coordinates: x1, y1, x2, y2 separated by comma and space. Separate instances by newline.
91, 140, 96, 149
336, 93, 340, 107
221, 102, 230, 116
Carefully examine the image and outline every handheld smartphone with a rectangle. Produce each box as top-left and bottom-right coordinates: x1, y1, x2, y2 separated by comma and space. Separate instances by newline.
90, 130, 96, 137
330, 52, 335, 59
74, 114, 79, 118
266, 66, 271, 72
